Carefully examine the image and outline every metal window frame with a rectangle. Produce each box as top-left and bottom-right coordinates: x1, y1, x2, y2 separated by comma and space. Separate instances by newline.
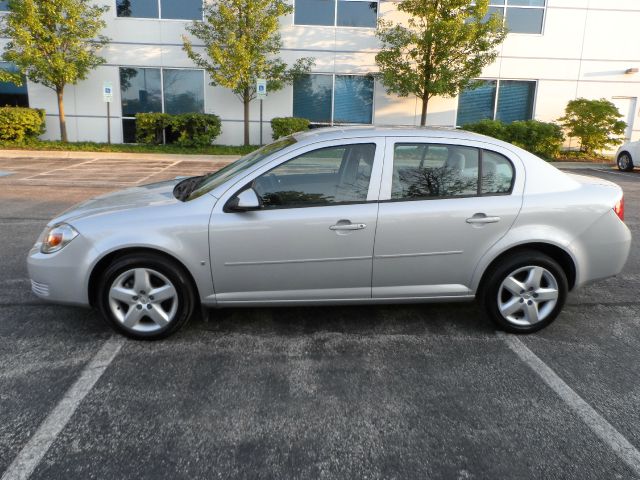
114, 0, 205, 22
293, 0, 379, 29
486, 0, 547, 35
454, 78, 538, 127
294, 72, 376, 126
119, 66, 206, 143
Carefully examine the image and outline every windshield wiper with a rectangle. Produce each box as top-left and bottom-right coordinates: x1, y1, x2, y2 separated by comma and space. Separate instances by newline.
173, 175, 205, 202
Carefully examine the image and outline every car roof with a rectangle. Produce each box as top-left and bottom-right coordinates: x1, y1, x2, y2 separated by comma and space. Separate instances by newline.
291, 125, 511, 147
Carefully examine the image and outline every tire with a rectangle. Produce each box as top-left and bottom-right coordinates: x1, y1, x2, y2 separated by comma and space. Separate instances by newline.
96, 253, 196, 340
617, 152, 634, 172
480, 250, 568, 333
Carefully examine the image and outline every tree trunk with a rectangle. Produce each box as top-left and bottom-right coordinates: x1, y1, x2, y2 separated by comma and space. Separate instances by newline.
420, 95, 430, 127
243, 88, 250, 146
56, 87, 68, 143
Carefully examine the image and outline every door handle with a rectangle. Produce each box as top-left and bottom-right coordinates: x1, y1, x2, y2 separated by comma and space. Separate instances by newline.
466, 213, 501, 224
329, 221, 367, 231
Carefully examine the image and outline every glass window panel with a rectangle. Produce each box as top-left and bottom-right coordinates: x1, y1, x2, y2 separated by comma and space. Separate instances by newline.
508, 0, 544, 6
163, 69, 204, 114
161, 0, 202, 19
0, 62, 28, 105
392, 144, 479, 200
483, 6, 504, 23
505, 7, 544, 33
333, 75, 374, 124
496, 80, 535, 123
254, 144, 375, 208
0, 1, 9, 10
116, 0, 159, 18
337, 1, 377, 28
293, 74, 333, 123
456, 80, 497, 126
294, 0, 335, 26
489, 0, 505, 4
482, 150, 514, 194
120, 67, 162, 116
122, 119, 137, 143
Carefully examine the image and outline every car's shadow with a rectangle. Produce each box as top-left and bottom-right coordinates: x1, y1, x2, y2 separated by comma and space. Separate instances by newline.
194, 302, 496, 338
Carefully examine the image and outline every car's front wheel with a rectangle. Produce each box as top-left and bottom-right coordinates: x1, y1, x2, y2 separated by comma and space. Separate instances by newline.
97, 253, 196, 340
617, 152, 634, 172
481, 250, 568, 333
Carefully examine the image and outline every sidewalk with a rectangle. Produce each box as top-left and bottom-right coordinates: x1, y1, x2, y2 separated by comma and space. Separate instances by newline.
0, 149, 241, 188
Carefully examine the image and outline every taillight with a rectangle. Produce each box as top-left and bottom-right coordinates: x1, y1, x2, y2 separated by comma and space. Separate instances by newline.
614, 196, 624, 222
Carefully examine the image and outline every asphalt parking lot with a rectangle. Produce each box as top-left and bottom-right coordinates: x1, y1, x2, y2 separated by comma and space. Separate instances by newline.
2, 156, 640, 479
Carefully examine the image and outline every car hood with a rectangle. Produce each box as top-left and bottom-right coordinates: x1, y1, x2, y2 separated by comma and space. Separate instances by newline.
51, 179, 183, 226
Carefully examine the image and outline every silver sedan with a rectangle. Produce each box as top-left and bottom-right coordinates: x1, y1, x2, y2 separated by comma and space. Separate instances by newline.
28, 127, 631, 339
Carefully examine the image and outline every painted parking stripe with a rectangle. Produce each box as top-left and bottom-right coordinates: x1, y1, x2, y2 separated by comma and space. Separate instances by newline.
1, 337, 125, 480
499, 333, 640, 476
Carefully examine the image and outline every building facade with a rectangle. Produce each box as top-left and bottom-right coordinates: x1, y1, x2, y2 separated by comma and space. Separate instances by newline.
0, 0, 638, 147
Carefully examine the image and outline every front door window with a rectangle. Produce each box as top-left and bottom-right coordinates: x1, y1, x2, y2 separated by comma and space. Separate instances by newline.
253, 143, 376, 208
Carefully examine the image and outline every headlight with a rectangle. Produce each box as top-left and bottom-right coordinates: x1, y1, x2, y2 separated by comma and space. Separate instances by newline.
41, 224, 79, 254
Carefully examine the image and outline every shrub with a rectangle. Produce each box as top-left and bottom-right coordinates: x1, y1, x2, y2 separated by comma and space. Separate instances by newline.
271, 117, 310, 140
135, 113, 171, 145
559, 98, 626, 155
506, 120, 564, 159
169, 113, 222, 147
136, 112, 222, 147
0, 107, 46, 142
462, 119, 509, 141
464, 118, 564, 159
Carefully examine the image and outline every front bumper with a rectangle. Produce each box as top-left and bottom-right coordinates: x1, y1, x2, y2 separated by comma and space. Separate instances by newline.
27, 234, 98, 307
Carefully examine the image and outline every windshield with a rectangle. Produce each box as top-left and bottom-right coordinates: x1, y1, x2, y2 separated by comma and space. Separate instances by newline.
185, 136, 298, 201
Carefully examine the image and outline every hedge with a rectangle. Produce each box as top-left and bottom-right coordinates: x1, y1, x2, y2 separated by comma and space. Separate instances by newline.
135, 112, 222, 147
463, 119, 564, 159
0, 107, 46, 142
271, 117, 310, 140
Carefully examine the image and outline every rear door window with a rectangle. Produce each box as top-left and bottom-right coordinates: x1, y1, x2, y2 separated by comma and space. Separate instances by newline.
391, 144, 480, 199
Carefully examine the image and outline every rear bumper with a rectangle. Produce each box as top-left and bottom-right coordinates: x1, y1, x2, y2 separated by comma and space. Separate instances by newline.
570, 210, 632, 288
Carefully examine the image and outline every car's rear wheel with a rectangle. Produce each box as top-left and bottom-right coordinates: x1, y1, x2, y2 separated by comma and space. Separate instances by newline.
617, 152, 634, 172
97, 253, 196, 340
481, 250, 568, 333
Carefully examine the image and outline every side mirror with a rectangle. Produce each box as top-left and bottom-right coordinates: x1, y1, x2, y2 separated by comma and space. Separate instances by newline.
227, 187, 262, 212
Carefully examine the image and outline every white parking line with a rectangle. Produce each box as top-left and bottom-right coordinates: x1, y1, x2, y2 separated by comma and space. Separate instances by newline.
587, 168, 632, 177
135, 160, 181, 185
499, 333, 640, 476
1, 337, 125, 480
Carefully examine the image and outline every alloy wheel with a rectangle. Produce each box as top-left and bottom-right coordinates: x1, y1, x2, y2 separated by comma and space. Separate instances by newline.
497, 265, 559, 326
618, 153, 632, 171
108, 267, 179, 333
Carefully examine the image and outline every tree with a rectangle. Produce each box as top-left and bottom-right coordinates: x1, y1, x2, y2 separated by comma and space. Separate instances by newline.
0, 0, 110, 142
375, 0, 507, 126
559, 98, 627, 155
183, 0, 314, 146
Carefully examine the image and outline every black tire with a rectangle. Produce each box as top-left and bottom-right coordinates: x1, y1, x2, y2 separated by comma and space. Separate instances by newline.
480, 250, 568, 333
96, 253, 196, 340
617, 152, 634, 172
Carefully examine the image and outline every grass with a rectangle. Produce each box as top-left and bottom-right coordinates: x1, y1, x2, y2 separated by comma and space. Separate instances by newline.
0, 140, 260, 156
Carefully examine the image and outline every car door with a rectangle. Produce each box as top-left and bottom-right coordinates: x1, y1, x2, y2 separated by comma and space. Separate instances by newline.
209, 138, 384, 304
372, 137, 524, 298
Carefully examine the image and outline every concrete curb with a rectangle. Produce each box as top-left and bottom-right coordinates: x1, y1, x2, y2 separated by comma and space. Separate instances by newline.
552, 162, 616, 169
0, 149, 241, 162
